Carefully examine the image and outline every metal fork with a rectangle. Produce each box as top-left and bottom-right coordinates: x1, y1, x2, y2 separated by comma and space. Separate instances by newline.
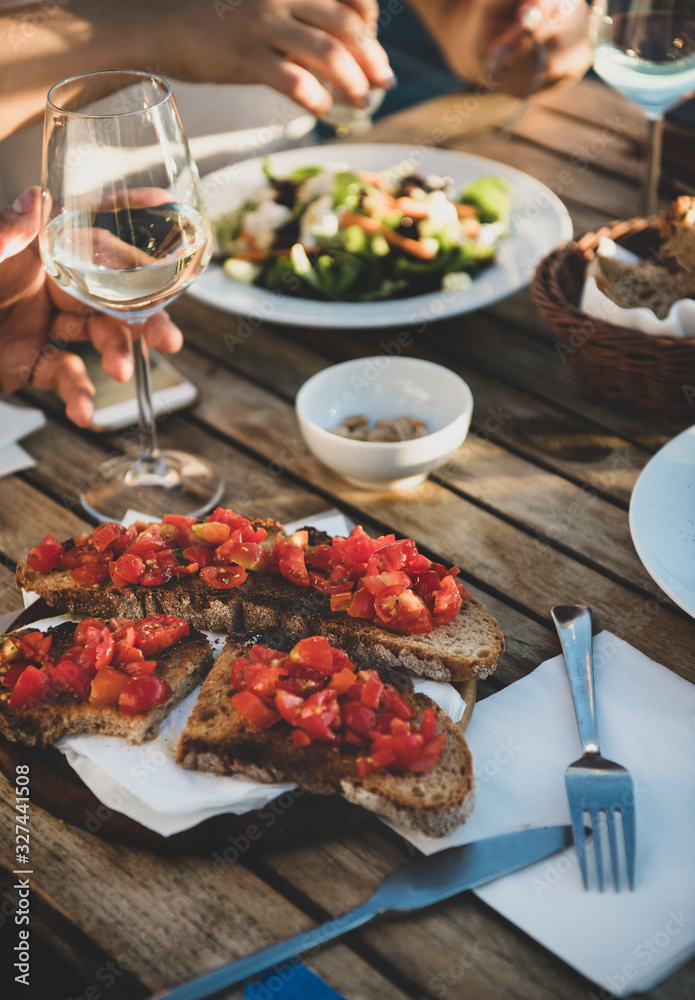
551, 605, 637, 891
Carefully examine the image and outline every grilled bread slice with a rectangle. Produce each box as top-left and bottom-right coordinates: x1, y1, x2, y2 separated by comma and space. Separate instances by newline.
15, 520, 503, 683
241, 571, 502, 682
177, 639, 476, 838
0, 622, 213, 747
14, 517, 285, 632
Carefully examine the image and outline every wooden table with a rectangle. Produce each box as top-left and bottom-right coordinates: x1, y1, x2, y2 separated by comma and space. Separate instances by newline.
1, 77, 694, 1000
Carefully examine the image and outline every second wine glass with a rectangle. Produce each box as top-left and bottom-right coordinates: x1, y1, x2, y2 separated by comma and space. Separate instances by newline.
591, 1, 695, 216
41, 70, 222, 521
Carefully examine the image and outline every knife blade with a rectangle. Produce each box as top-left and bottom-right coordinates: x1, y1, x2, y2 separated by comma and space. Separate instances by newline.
151, 825, 574, 1000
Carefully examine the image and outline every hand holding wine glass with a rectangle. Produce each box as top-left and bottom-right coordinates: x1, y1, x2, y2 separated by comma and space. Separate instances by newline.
591, 0, 695, 216
40, 70, 221, 521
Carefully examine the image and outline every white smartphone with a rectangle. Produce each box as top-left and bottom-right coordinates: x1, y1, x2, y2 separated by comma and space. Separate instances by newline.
76, 344, 198, 432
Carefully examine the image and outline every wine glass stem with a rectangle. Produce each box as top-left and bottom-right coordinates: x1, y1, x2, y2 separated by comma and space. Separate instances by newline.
645, 114, 664, 218
131, 325, 160, 467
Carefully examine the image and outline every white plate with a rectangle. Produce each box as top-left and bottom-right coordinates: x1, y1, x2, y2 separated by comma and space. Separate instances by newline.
629, 425, 695, 616
190, 143, 573, 329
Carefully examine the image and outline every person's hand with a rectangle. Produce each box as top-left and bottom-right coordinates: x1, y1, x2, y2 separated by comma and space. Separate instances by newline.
0, 187, 183, 428
411, 0, 591, 99
165, 0, 395, 118
488, 0, 592, 97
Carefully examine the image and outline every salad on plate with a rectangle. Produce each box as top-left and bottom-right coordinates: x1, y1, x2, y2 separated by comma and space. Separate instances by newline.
214, 159, 511, 303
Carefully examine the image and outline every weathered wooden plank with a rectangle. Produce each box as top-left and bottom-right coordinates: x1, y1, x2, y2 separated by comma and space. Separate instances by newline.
0, 478, 90, 566
0, 561, 23, 614
0, 775, 412, 1000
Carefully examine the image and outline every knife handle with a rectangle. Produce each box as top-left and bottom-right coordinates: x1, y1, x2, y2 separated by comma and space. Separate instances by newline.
150, 898, 381, 1000
551, 605, 600, 755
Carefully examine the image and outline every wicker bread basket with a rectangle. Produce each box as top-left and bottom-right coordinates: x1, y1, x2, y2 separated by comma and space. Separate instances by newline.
531, 217, 695, 411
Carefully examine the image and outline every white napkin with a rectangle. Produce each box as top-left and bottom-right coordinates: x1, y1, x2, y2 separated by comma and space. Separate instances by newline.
580, 237, 695, 338
53, 510, 464, 834
0, 399, 45, 477
396, 631, 695, 995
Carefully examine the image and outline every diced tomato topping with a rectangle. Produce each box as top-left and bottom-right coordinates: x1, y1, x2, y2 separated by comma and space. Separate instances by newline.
199, 565, 248, 589
161, 515, 198, 546
371, 733, 424, 769
305, 544, 333, 573
290, 636, 333, 674
121, 658, 158, 676
74, 620, 107, 645
248, 665, 287, 702
409, 733, 447, 772
341, 700, 376, 735
276, 541, 310, 588
9, 665, 56, 709
206, 507, 253, 532
374, 589, 433, 634
231, 690, 281, 729
431, 573, 463, 626
347, 583, 375, 619
112, 553, 145, 585
1, 662, 27, 689
182, 544, 214, 568
366, 538, 419, 575
275, 690, 304, 726
358, 671, 384, 709
299, 689, 340, 743
112, 624, 136, 663
138, 549, 182, 586
132, 615, 189, 655
331, 666, 357, 694
215, 532, 268, 571
91, 522, 125, 553
124, 522, 177, 556
118, 675, 172, 715
382, 686, 417, 720
418, 707, 437, 745
89, 667, 131, 707
193, 521, 230, 545
226, 637, 446, 776
330, 591, 353, 613
53, 660, 91, 701
26, 534, 64, 573
356, 749, 397, 777
70, 561, 110, 585
18, 631, 52, 663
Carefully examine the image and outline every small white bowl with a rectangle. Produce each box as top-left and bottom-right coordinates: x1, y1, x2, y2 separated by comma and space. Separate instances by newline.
295, 356, 473, 490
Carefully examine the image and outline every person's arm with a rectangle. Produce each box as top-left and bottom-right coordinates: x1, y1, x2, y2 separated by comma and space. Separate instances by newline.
0, 0, 394, 141
408, 0, 591, 96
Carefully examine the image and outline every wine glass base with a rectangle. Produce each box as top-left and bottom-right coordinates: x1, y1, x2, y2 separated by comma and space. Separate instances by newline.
80, 450, 224, 522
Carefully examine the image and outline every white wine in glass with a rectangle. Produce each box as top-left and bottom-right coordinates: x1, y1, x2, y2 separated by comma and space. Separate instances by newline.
592, 1, 695, 216
40, 70, 222, 521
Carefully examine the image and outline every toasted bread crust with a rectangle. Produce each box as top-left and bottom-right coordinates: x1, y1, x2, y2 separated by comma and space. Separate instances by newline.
0, 622, 214, 747
177, 639, 475, 838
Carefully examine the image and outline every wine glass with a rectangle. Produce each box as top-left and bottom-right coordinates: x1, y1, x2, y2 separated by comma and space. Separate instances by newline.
40, 70, 222, 521
591, 1, 695, 216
